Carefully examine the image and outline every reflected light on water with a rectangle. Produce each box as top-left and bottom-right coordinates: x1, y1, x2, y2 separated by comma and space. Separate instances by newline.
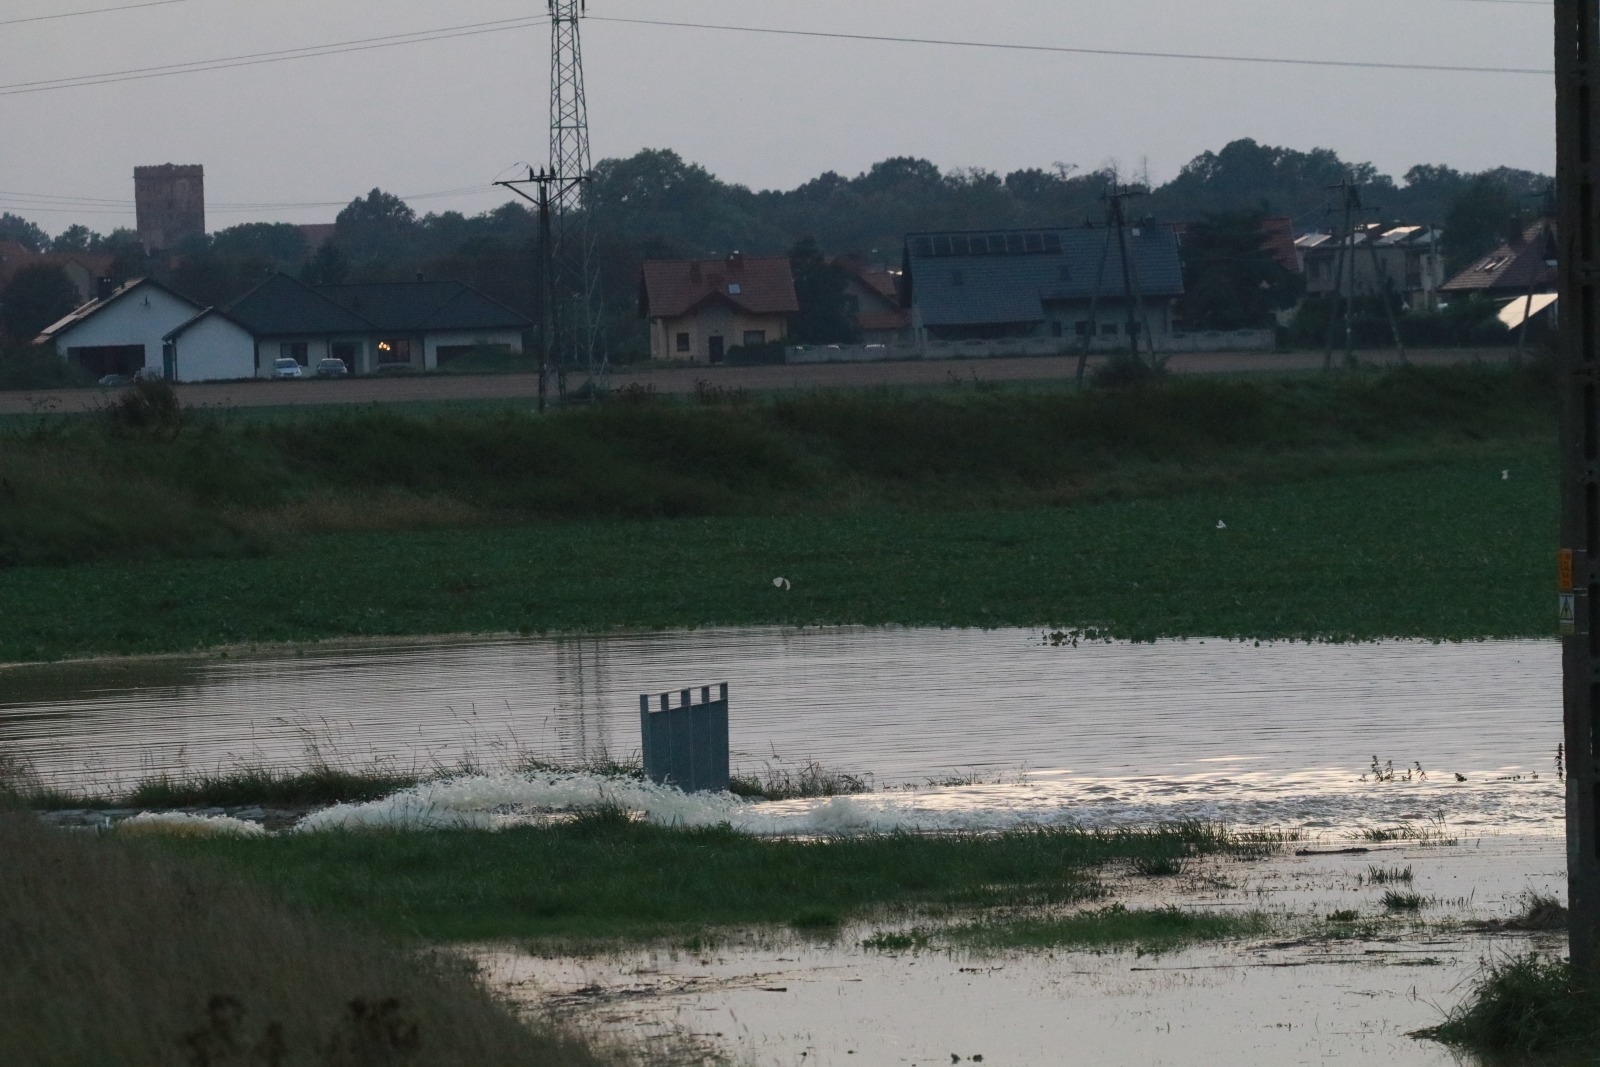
0, 628, 1564, 832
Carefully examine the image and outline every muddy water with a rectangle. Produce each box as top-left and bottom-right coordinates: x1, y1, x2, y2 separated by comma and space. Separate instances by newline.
0, 629, 1563, 831
481, 836, 1566, 1067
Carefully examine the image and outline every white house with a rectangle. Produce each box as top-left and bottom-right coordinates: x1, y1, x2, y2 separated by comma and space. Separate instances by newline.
164, 273, 532, 379
35, 278, 204, 380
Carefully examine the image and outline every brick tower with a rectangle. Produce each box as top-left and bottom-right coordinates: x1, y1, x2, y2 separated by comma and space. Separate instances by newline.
134, 164, 205, 253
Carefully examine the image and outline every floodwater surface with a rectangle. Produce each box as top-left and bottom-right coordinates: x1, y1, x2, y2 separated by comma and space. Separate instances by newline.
0, 629, 1563, 834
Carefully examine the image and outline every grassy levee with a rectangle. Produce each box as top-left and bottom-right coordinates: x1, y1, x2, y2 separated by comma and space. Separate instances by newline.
140, 818, 1256, 945
0, 810, 619, 1066
1421, 954, 1600, 1060
0, 363, 1557, 660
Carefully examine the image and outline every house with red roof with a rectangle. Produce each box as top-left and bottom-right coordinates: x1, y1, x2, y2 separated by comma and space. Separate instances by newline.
640, 254, 799, 363
837, 257, 912, 343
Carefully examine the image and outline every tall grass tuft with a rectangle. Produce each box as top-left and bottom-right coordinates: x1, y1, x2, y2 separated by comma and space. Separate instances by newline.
0, 813, 619, 1066
1423, 954, 1599, 1057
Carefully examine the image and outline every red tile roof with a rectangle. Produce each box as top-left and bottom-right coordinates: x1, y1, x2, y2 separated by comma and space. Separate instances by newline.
642, 255, 799, 319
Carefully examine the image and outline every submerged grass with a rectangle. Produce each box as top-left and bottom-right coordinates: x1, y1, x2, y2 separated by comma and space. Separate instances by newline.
0, 810, 619, 1067
140, 821, 1271, 945
945, 904, 1276, 955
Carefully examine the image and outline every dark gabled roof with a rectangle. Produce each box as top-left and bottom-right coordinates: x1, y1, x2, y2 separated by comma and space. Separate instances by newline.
162, 305, 258, 343
904, 226, 1184, 328
317, 282, 531, 332
641, 255, 800, 319
1442, 220, 1558, 295
225, 273, 373, 336
35, 276, 202, 343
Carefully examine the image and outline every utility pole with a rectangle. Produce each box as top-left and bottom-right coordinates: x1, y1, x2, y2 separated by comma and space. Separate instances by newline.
1106, 183, 1143, 361
1555, 0, 1600, 975
547, 0, 603, 392
1076, 224, 1116, 385
494, 168, 569, 412
1323, 177, 1360, 369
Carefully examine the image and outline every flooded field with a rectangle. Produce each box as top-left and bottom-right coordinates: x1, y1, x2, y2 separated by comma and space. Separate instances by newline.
0, 628, 1566, 835
479, 835, 1566, 1066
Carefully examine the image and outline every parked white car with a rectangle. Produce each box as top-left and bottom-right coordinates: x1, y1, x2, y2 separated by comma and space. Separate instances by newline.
272, 357, 303, 379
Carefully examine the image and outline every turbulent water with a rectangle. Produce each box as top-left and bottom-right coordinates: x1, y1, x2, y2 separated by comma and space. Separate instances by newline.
0, 628, 1564, 834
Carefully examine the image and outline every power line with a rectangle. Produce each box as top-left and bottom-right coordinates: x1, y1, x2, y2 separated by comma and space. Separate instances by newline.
0, 16, 550, 97
0, 0, 186, 29
0, 9, 1551, 100
589, 16, 1551, 76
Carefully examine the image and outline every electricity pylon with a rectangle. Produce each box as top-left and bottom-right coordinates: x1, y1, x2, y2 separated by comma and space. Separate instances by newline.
547, 0, 603, 390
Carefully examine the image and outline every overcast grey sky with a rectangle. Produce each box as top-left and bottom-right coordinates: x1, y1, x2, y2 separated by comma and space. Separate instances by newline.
0, 0, 1555, 235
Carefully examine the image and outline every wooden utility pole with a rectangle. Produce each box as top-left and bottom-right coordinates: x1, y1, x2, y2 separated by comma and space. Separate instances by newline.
1106, 183, 1144, 360
1555, 0, 1600, 974
1322, 178, 1360, 369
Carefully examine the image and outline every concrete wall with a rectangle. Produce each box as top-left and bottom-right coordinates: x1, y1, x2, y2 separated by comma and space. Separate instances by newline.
789, 328, 1274, 364
53, 285, 201, 374
169, 314, 255, 382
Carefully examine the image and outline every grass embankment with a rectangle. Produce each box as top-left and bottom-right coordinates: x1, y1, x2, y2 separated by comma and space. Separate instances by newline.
140, 817, 1268, 946
0, 364, 1556, 661
1422, 954, 1600, 1060
0, 809, 619, 1067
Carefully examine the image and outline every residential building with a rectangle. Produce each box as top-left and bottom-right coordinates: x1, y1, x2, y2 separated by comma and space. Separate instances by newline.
1297, 224, 1446, 311
641, 254, 799, 362
0, 241, 117, 304
164, 273, 531, 380
902, 226, 1185, 348
34, 277, 204, 379
1441, 219, 1557, 300
837, 258, 912, 343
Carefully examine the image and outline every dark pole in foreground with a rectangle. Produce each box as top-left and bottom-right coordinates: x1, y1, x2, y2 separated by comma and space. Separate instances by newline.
1556, 0, 1600, 973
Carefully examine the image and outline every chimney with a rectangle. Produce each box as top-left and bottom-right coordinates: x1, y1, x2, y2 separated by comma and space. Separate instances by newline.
689, 262, 702, 283
415, 271, 425, 283
727, 251, 744, 271
96, 277, 116, 301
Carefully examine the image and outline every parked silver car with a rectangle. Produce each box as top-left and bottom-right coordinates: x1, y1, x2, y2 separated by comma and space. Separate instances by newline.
314, 357, 349, 378
272, 357, 304, 379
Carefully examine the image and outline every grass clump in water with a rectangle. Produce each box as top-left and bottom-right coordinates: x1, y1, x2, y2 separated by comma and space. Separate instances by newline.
1421, 953, 1600, 1058
947, 904, 1274, 955
1362, 864, 1414, 885
728, 759, 870, 800
1382, 890, 1427, 911
1129, 854, 1186, 877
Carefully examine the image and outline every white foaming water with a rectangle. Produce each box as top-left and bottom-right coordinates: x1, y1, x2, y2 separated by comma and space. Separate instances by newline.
117, 811, 269, 837
294, 768, 1566, 838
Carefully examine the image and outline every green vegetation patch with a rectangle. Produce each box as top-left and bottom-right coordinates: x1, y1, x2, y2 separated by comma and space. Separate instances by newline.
142, 820, 1257, 946
0, 436, 1555, 662
945, 903, 1276, 955
1422, 954, 1600, 1059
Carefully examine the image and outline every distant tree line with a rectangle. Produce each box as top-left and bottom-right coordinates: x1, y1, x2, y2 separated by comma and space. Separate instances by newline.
0, 138, 1552, 359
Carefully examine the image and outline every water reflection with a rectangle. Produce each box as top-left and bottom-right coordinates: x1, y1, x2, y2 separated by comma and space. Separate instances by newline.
0, 630, 1563, 823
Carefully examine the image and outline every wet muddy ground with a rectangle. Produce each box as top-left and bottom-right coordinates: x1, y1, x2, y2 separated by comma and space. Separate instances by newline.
475, 834, 1566, 1067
